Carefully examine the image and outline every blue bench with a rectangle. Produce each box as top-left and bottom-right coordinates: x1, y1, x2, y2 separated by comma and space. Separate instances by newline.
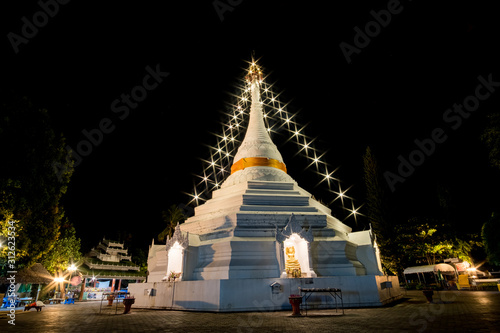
1, 297, 21, 308
63, 298, 75, 304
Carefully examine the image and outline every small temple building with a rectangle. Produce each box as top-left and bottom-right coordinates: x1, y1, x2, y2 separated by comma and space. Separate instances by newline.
129, 60, 401, 311
79, 238, 145, 300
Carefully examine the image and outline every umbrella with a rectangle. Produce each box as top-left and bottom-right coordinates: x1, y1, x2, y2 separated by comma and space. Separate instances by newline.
17, 283, 32, 293
0, 263, 53, 285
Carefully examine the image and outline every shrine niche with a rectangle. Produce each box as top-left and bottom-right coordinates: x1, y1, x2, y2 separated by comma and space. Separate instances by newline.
164, 224, 189, 282
276, 214, 316, 278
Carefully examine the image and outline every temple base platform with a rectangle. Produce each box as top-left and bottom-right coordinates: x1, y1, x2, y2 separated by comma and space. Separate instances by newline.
128, 275, 401, 312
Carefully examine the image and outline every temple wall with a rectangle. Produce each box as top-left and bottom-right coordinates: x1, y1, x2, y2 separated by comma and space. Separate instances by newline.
182, 246, 199, 281
356, 244, 384, 276
192, 241, 281, 280
147, 248, 167, 283
129, 275, 402, 312
310, 240, 361, 276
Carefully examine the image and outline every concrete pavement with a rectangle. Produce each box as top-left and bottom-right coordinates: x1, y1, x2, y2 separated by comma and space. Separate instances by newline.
1, 290, 499, 332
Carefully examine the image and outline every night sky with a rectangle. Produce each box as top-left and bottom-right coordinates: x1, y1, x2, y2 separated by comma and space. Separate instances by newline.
2, 1, 500, 254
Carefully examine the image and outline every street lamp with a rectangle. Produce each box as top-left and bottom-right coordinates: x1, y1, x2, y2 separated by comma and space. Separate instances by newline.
66, 264, 78, 299
53, 276, 64, 300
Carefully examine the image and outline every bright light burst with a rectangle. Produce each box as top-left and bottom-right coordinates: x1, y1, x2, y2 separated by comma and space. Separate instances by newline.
187, 59, 365, 223
345, 202, 365, 224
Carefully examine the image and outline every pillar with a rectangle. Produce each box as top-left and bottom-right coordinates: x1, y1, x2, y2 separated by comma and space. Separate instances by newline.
79, 278, 86, 301
306, 242, 317, 277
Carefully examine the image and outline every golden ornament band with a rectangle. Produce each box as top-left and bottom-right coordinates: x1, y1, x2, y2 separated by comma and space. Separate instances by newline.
231, 157, 287, 174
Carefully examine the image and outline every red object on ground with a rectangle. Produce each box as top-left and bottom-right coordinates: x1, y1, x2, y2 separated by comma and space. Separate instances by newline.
123, 298, 135, 314
289, 296, 302, 316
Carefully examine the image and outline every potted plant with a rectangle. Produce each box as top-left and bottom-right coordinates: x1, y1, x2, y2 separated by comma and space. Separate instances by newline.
417, 284, 440, 303
106, 294, 115, 306
422, 289, 434, 303
123, 295, 135, 314
167, 271, 181, 282
288, 294, 302, 316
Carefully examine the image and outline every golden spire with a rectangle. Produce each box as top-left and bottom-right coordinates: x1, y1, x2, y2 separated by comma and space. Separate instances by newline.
245, 58, 263, 85
230, 57, 287, 175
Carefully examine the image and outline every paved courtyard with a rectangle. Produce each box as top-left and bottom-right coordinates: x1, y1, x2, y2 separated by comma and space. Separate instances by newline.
1, 290, 499, 332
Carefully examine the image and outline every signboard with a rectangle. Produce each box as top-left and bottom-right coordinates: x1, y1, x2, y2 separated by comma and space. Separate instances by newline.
381, 281, 393, 289
458, 275, 470, 289
82, 292, 103, 300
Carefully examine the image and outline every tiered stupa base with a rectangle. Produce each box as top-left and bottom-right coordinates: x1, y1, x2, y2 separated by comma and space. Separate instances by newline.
131, 59, 403, 311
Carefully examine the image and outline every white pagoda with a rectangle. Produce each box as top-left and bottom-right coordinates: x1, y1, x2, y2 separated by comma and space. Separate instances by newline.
130, 60, 401, 311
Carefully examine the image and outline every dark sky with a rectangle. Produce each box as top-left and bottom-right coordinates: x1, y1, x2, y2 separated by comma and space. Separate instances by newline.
2, 1, 500, 254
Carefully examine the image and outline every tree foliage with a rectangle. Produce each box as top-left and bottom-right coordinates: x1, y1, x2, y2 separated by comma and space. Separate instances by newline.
158, 205, 186, 242
363, 146, 401, 275
481, 112, 500, 170
482, 212, 500, 266
0, 92, 74, 268
42, 222, 81, 274
363, 146, 390, 243
396, 218, 451, 266
362, 146, 482, 275
396, 217, 480, 267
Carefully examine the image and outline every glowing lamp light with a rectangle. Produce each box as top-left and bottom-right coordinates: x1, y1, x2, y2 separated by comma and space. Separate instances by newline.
68, 264, 77, 272
54, 277, 64, 283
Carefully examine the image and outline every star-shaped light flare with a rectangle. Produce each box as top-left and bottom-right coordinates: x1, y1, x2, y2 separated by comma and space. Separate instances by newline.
188, 57, 364, 226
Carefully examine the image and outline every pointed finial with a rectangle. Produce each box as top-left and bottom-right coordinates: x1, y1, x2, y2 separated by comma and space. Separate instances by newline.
246, 55, 263, 85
